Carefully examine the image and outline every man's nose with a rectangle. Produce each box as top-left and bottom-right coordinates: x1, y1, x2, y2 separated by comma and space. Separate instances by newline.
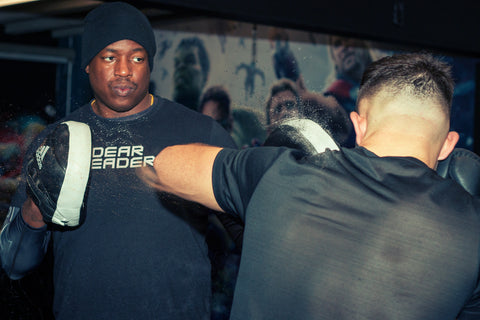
115, 58, 132, 77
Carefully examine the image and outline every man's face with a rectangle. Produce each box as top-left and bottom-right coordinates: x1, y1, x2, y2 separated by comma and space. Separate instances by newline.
330, 36, 370, 81
201, 100, 222, 121
85, 39, 151, 118
269, 90, 299, 125
173, 46, 205, 109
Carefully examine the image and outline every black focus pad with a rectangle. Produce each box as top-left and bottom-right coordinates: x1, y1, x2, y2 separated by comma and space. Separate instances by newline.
437, 148, 480, 197
264, 118, 339, 156
25, 121, 92, 226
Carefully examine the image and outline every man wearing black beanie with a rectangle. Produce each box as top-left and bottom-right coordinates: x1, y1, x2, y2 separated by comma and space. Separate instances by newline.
0, 2, 237, 319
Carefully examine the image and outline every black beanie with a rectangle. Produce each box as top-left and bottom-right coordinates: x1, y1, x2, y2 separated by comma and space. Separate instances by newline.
81, 2, 156, 71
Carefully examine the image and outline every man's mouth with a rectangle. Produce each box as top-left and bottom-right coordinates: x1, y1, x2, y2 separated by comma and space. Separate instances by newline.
111, 82, 136, 97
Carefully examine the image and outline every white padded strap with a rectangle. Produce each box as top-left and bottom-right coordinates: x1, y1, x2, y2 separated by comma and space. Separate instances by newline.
283, 118, 340, 153
53, 121, 92, 226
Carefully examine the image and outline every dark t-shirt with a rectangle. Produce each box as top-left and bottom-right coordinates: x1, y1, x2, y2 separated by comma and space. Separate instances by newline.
212, 146, 480, 320
4, 96, 237, 320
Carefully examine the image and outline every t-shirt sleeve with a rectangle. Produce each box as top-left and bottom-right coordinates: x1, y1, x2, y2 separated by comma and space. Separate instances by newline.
457, 255, 480, 319
208, 119, 238, 149
211, 146, 294, 221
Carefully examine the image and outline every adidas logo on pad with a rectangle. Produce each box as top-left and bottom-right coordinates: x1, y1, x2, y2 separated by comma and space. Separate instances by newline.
36, 145, 50, 170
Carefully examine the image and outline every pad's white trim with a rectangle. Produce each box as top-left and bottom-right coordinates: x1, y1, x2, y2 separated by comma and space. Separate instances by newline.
283, 118, 340, 153
53, 121, 92, 226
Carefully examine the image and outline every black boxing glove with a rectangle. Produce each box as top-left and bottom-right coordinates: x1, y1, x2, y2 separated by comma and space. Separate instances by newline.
437, 148, 480, 197
264, 118, 339, 155
25, 121, 92, 226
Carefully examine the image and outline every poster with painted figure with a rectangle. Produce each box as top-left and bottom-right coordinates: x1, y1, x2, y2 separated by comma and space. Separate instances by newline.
150, 22, 477, 150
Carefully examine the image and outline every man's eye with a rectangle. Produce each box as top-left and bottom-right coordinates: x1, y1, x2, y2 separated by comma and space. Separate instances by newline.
103, 56, 114, 62
133, 57, 145, 62
284, 101, 296, 110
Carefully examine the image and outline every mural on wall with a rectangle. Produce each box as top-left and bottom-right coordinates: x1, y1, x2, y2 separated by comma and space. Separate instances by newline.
0, 19, 477, 219
149, 20, 477, 150
0, 16, 478, 320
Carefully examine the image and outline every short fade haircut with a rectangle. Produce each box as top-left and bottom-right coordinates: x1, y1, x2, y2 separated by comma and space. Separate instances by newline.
357, 53, 455, 116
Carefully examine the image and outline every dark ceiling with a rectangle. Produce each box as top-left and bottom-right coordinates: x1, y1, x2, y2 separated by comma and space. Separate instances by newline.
149, 0, 480, 58
1, 0, 480, 57
0, 0, 180, 45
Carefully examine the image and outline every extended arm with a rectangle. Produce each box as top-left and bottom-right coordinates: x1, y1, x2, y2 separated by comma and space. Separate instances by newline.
142, 143, 224, 212
0, 198, 50, 280
1, 120, 92, 279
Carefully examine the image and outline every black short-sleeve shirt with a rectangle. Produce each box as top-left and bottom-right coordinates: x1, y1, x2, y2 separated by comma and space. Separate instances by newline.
213, 146, 480, 320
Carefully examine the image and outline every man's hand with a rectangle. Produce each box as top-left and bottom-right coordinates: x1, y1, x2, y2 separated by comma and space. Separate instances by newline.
22, 197, 46, 229
137, 165, 163, 190
25, 121, 92, 227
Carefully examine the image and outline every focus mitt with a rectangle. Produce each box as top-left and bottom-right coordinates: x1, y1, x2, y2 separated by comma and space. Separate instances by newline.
437, 148, 480, 197
264, 118, 340, 155
25, 121, 92, 226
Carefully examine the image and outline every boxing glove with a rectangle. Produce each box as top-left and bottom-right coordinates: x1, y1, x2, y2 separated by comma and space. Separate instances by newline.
437, 148, 480, 197
25, 121, 92, 227
264, 118, 340, 155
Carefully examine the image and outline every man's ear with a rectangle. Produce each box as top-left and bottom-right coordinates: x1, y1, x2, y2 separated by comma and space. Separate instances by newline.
85, 65, 90, 74
438, 131, 460, 161
350, 111, 366, 146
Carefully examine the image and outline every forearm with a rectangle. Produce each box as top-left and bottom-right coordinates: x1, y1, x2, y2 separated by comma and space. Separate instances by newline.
0, 202, 50, 279
153, 143, 223, 212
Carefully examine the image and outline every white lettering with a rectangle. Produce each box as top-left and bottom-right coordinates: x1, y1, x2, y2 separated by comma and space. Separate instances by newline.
91, 158, 102, 169
104, 146, 117, 157
143, 155, 155, 166
132, 145, 143, 156
130, 157, 143, 168
90, 145, 153, 169
103, 158, 116, 169
116, 158, 130, 169
118, 146, 131, 157
92, 147, 104, 158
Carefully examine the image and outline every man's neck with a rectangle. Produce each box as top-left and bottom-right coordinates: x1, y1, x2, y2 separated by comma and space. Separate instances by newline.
91, 94, 154, 118
360, 132, 438, 169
